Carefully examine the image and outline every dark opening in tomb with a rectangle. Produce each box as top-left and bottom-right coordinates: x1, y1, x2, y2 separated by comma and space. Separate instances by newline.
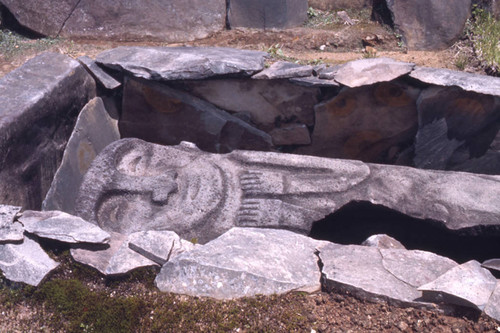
309, 201, 500, 264
371, 0, 394, 29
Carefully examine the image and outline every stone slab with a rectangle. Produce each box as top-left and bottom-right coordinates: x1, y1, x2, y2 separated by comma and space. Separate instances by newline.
121, 77, 272, 153
0, 52, 96, 209
484, 281, 500, 322
252, 61, 313, 79
96, 47, 268, 81
42, 97, 120, 213
71, 232, 158, 276
482, 258, 500, 273
410, 66, 500, 97
0, 235, 59, 286
419, 260, 498, 311
228, 0, 308, 29
179, 78, 319, 131
324, 58, 414, 87
289, 76, 340, 87
77, 56, 121, 90
0, 205, 21, 227
128, 230, 195, 265
320, 243, 456, 306
155, 227, 324, 299
19, 210, 110, 244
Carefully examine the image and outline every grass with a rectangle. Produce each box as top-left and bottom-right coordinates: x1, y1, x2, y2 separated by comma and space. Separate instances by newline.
304, 7, 372, 29
466, 6, 500, 74
0, 29, 61, 60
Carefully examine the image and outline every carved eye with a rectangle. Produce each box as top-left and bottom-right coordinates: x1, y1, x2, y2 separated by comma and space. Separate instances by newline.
116, 146, 153, 176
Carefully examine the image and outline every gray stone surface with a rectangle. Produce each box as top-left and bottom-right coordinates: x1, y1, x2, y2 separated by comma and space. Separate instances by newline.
252, 61, 313, 79
121, 77, 272, 153
19, 210, 110, 244
128, 230, 195, 265
323, 58, 414, 87
71, 232, 158, 276
320, 243, 457, 306
42, 97, 120, 213
484, 281, 500, 322
228, 0, 308, 29
384, 0, 471, 50
482, 258, 500, 273
419, 260, 498, 311
77, 56, 121, 90
74, 139, 500, 244
289, 76, 340, 87
410, 66, 500, 97
0, 52, 96, 209
60, 0, 225, 42
96, 47, 268, 81
0, 0, 78, 36
0, 205, 23, 242
155, 227, 324, 298
179, 78, 319, 131
362, 234, 406, 249
301, 81, 419, 162
0, 205, 21, 227
0, 235, 59, 286
270, 124, 311, 146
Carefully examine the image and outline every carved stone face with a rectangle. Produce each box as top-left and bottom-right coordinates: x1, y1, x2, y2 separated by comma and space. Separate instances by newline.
76, 139, 225, 235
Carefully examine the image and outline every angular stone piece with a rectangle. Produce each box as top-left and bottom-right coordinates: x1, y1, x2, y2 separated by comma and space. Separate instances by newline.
155, 228, 324, 298
19, 210, 110, 244
362, 234, 406, 249
301, 81, 419, 162
71, 232, 158, 276
252, 61, 313, 79
289, 76, 340, 87
484, 281, 500, 322
0, 222, 24, 243
228, 0, 308, 29
75, 138, 500, 244
121, 77, 272, 153
410, 66, 500, 97
0, 0, 78, 36
42, 97, 120, 213
384, 0, 471, 50
414, 119, 464, 170
77, 56, 121, 90
0, 205, 21, 227
128, 230, 195, 265
329, 58, 414, 88
0, 235, 59, 286
180, 78, 319, 131
0, 52, 96, 209
320, 243, 457, 306
482, 258, 500, 273
61, 0, 225, 42
270, 124, 311, 146
96, 47, 268, 81
419, 260, 498, 311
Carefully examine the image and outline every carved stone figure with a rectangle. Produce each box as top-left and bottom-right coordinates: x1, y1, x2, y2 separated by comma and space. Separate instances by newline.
75, 138, 500, 243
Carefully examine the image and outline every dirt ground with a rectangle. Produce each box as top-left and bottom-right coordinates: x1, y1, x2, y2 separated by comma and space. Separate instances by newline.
1, 14, 499, 332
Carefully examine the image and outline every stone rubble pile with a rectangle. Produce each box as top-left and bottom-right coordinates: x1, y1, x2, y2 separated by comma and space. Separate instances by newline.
0, 47, 499, 323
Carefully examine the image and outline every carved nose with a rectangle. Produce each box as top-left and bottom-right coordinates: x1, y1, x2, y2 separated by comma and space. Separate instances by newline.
151, 171, 178, 204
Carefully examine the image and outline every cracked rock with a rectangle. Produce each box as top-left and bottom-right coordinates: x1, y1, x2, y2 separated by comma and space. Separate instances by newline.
19, 210, 110, 244
128, 230, 196, 265
320, 243, 457, 306
155, 227, 325, 299
0, 234, 59, 286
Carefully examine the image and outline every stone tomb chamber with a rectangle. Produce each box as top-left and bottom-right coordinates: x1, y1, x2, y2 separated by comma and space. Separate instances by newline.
0, 47, 499, 321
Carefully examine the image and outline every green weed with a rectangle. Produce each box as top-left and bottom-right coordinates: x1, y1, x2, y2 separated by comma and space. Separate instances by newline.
467, 6, 500, 73
0, 29, 60, 59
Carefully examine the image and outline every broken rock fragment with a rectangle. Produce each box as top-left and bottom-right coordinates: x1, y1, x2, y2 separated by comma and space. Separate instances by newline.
418, 260, 498, 311
71, 232, 158, 276
128, 230, 196, 265
0, 235, 59, 286
362, 234, 406, 249
155, 228, 324, 299
0, 205, 23, 242
19, 210, 110, 244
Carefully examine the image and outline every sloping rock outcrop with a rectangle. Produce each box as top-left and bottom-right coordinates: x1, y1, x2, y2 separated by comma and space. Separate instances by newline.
0, 52, 96, 209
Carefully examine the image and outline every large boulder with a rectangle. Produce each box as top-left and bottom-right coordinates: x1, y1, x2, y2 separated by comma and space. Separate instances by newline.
228, 0, 308, 29
382, 0, 472, 50
1, 0, 226, 42
0, 52, 96, 209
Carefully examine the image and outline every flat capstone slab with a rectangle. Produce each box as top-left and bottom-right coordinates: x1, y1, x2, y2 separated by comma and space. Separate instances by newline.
96, 46, 269, 81
410, 66, 500, 97
155, 227, 324, 299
